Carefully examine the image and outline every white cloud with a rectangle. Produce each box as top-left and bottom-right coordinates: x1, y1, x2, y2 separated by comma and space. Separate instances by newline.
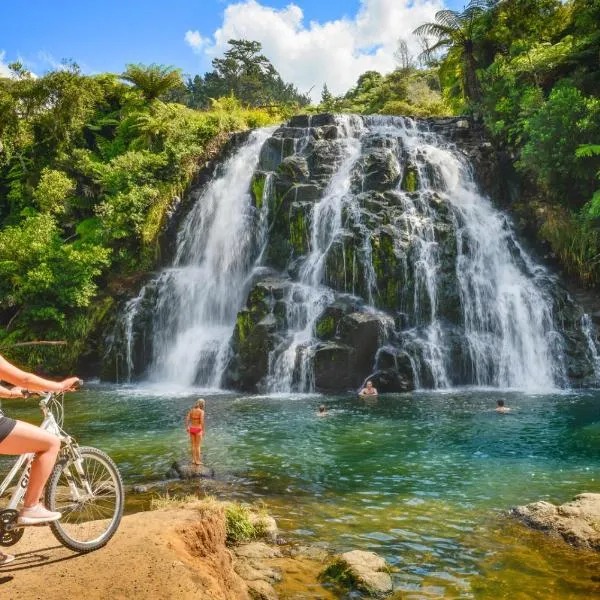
0, 50, 12, 78
188, 0, 443, 101
185, 30, 208, 53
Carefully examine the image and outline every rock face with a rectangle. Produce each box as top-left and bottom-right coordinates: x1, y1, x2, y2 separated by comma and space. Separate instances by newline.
511, 493, 600, 551
320, 549, 393, 597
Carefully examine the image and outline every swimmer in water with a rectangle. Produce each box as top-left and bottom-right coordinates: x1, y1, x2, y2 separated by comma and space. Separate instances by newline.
495, 399, 510, 413
359, 380, 378, 397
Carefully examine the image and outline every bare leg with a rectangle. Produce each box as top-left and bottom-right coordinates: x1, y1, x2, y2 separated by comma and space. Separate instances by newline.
192, 435, 201, 465
0, 420, 60, 507
189, 434, 195, 464
197, 436, 203, 464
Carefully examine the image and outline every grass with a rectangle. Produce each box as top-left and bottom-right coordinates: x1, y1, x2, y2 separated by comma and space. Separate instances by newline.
149, 492, 271, 544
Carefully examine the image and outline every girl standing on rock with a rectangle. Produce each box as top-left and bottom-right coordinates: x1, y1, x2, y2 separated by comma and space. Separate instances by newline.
185, 399, 205, 465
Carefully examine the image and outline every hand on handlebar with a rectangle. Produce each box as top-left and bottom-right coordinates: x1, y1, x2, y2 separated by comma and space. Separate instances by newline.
59, 377, 82, 392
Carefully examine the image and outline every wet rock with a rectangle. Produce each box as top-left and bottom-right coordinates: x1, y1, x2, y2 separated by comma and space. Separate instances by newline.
291, 183, 321, 204
370, 347, 415, 392
320, 549, 393, 597
338, 312, 392, 375
359, 148, 401, 192
249, 513, 279, 544
287, 545, 330, 562
234, 542, 283, 560
224, 276, 292, 391
235, 560, 282, 583
166, 461, 215, 480
364, 368, 414, 393
277, 155, 310, 184
313, 342, 356, 392
511, 493, 600, 551
400, 162, 419, 192
247, 579, 279, 600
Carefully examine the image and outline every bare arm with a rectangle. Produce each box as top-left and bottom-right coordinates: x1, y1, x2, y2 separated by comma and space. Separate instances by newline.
0, 354, 79, 392
200, 410, 205, 431
0, 384, 24, 399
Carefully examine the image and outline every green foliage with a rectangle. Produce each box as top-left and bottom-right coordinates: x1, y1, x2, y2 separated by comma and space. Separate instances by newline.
186, 39, 310, 109
538, 205, 600, 285
224, 503, 257, 544
319, 68, 451, 118
413, 2, 489, 103
0, 55, 286, 371
0, 213, 109, 350
121, 64, 183, 102
33, 168, 75, 214
319, 558, 360, 591
519, 82, 600, 201
576, 144, 600, 218
411, 0, 600, 286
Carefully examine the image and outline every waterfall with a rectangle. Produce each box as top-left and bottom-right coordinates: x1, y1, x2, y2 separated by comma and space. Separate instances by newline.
581, 314, 600, 382
266, 116, 364, 392
119, 128, 273, 386
110, 114, 599, 392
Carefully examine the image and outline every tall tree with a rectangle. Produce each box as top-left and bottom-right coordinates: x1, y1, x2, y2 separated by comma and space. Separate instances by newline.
413, 1, 492, 102
186, 39, 310, 108
121, 64, 183, 102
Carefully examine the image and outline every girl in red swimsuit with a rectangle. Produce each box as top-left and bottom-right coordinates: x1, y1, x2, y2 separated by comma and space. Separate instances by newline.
185, 399, 205, 465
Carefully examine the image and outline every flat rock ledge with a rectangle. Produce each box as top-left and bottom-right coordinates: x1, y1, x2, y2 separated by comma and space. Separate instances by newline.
320, 549, 393, 597
511, 493, 600, 551
166, 460, 215, 480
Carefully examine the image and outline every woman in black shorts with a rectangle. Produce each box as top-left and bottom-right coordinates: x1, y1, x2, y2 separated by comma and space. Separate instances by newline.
0, 353, 79, 565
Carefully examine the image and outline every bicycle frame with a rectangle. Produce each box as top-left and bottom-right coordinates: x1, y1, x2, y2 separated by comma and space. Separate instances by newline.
0, 393, 90, 511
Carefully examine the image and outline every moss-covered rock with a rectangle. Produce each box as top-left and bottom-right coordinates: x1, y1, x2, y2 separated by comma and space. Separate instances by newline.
400, 163, 419, 192
224, 277, 291, 391
319, 550, 393, 597
288, 201, 311, 257
251, 172, 267, 210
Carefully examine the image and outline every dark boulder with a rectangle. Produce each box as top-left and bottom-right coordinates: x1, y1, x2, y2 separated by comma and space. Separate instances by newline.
313, 342, 356, 391
358, 148, 401, 192
338, 312, 392, 375
363, 368, 414, 393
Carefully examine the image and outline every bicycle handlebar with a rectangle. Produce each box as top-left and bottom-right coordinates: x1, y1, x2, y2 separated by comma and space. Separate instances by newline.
21, 379, 83, 398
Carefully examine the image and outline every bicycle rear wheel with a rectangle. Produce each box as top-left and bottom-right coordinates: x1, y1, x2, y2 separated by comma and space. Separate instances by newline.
45, 446, 124, 553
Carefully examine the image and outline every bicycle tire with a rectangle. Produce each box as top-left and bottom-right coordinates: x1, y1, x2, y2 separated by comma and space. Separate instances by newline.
45, 446, 124, 553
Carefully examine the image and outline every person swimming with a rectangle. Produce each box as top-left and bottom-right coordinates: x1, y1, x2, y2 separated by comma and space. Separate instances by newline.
317, 404, 328, 416
359, 380, 378, 397
185, 399, 205, 465
495, 399, 510, 413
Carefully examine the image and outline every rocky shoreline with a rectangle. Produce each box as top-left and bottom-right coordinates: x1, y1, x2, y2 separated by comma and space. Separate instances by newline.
511, 493, 600, 552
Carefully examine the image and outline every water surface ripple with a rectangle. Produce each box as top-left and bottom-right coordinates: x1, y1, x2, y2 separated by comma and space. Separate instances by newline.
3, 386, 599, 598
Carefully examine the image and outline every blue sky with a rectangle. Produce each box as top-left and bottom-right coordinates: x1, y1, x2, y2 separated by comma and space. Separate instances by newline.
0, 0, 462, 98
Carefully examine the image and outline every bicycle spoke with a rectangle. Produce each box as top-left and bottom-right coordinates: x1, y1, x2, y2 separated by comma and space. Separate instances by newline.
49, 451, 122, 546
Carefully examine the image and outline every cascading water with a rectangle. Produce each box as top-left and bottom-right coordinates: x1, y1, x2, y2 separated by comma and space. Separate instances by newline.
109, 114, 599, 392
261, 115, 573, 391
117, 128, 273, 386
388, 121, 567, 390
581, 314, 600, 382
266, 116, 364, 392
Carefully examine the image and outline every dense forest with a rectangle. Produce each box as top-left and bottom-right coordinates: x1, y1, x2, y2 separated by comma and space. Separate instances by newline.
1, 0, 599, 373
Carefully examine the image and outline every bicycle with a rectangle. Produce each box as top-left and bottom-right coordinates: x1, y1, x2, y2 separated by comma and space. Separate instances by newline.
0, 391, 124, 553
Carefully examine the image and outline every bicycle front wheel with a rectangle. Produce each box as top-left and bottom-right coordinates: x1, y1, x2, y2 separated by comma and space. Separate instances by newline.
45, 446, 124, 553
